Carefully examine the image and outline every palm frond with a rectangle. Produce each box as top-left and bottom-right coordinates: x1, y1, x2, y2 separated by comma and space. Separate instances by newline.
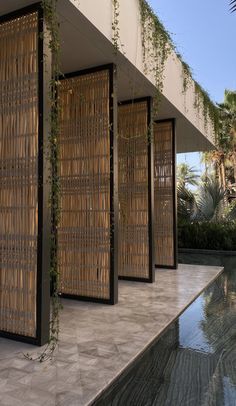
177, 163, 200, 187
230, 0, 236, 12
196, 178, 225, 221
196, 192, 215, 221
177, 184, 197, 221
226, 201, 236, 221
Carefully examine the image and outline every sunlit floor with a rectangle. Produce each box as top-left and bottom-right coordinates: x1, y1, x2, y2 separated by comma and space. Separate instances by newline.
95, 268, 236, 406
0, 264, 223, 406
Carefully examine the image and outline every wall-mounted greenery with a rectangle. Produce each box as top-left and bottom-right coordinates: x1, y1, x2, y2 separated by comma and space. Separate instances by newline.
43, 0, 62, 361
176, 54, 192, 94
139, 0, 172, 96
194, 82, 219, 137
26, 0, 62, 362
138, 0, 219, 136
112, 0, 120, 51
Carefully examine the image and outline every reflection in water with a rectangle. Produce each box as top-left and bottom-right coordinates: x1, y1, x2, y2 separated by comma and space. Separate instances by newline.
93, 270, 236, 406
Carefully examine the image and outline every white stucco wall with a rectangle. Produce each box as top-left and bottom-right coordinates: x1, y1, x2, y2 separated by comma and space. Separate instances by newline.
70, 0, 215, 147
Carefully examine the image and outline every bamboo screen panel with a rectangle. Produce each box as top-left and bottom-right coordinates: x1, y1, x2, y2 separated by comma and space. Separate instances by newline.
118, 101, 150, 280
154, 121, 176, 268
0, 12, 38, 337
58, 69, 112, 301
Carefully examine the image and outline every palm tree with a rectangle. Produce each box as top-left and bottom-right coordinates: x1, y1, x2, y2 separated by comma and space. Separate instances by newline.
178, 177, 222, 222
218, 90, 236, 186
177, 163, 200, 188
202, 90, 236, 193
230, 0, 236, 12
177, 176, 236, 223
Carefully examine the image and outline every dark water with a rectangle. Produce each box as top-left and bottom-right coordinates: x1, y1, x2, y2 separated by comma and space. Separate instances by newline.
93, 269, 236, 406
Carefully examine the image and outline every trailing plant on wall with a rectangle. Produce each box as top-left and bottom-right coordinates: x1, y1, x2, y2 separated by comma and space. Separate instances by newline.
138, 0, 219, 136
194, 82, 219, 136
26, 0, 62, 362
139, 0, 172, 100
110, 0, 218, 136
176, 54, 192, 94
43, 0, 62, 361
112, 0, 121, 51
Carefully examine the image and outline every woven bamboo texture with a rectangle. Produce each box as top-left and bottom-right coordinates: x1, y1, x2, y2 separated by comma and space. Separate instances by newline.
154, 121, 175, 267
58, 70, 111, 300
118, 101, 149, 279
0, 12, 38, 337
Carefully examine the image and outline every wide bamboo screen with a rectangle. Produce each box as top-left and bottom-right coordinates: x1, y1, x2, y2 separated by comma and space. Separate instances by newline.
58, 69, 113, 301
154, 121, 176, 268
118, 100, 151, 280
0, 12, 38, 337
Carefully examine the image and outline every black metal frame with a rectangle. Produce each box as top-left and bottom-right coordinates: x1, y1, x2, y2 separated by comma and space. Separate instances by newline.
59, 64, 118, 305
154, 118, 178, 270
0, 3, 51, 346
118, 97, 155, 283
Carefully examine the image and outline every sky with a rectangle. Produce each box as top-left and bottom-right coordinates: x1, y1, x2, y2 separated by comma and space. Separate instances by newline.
148, 0, 236, 170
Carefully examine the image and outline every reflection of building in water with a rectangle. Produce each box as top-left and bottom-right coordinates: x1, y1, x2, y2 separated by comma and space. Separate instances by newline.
95, 272, 236, 406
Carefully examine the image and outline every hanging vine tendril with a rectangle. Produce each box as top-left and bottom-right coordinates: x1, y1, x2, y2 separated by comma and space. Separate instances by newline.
25, 0, 62, 362
138, 0, 219, 137
112, 0, 120, 51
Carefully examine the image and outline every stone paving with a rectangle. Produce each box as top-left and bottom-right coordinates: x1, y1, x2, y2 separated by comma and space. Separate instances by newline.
0, 264, 223, 406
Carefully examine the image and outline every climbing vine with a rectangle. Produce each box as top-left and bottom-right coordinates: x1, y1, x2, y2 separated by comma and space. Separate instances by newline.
112, 0, 120, 51
139, 0, 172, 99
177, 54, 192, 94
26, 0, 62, 362
194, 82, 219, 139
138, 0, 219, 139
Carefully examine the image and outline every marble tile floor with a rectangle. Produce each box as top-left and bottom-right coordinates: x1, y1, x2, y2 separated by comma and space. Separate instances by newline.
0, 264, 223, 406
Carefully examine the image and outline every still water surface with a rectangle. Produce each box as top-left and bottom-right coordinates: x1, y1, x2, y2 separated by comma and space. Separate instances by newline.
94, 269, 236, 405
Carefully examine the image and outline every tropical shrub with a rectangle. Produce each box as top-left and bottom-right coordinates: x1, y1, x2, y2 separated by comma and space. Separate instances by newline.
177, 176, 236, 250
178, 222, 236, 251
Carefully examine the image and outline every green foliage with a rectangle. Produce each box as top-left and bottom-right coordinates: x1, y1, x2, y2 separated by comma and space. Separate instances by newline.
197, 178, 225, 222
178, 176, 236, 251
230, 0, 236, 12
202, 89, 236, 191
138, 0, 219, 135
178, 222, 236, 251
194, 82, 219, 137
177, 177, 234, 223
43, 0, 62, 361
112, 0, 120, 51
180, 59, 192, 94
139, 0, 172, 97
177, 183, 197, 221
224, 89, 236, 110
218, 90, 236, 149
25, 0, 62, 362
177, 163, 200, 187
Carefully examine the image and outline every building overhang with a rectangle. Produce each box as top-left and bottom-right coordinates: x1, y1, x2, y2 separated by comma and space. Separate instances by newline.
0, 0, 216, 153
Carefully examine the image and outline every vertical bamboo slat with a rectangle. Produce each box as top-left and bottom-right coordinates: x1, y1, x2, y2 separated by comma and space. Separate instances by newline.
58, 69, 111, 300
0, 12, 38, 337
154, 121, 175, 267
118, 101, 150, 279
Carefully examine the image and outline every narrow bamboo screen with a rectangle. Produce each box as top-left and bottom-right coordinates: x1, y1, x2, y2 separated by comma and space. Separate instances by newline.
154, 121, 176, 268
0, 12, 38, 337
58, 69, 112, 300
118, 101, 150, 280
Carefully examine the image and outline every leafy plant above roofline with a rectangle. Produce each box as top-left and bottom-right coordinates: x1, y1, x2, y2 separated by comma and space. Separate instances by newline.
138, 0, 219, 138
